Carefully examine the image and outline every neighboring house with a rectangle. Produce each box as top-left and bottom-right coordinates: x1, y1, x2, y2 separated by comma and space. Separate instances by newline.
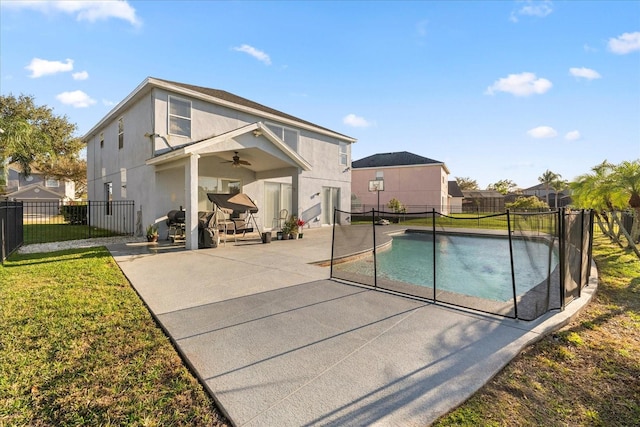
448, 181, 464, 213
83, 77, 356, 249
462, 190, 505, 213
351, 151, 451, 214
2, 163, 75, 204
521, 183, 572, 208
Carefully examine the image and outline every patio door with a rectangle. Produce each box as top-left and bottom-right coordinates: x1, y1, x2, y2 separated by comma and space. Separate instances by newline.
321, 187, 340, 225
264, 182, 292, 229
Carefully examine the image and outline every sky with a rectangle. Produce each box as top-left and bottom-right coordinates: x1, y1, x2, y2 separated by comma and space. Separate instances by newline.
1, 0, 639, 189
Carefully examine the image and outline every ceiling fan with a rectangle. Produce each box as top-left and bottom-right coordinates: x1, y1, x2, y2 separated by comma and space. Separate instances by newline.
222, 151, 251, 167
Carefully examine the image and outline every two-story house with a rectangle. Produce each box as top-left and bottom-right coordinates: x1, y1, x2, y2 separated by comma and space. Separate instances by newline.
83, 77, 356, 249
351, 151, 452, 214
3, 163, 75, 203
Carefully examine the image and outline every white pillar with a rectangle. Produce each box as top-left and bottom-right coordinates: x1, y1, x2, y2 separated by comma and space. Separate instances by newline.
185, 153, 200, 250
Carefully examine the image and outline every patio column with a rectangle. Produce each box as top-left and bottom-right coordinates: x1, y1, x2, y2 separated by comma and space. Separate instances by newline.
185, 153, 200, 250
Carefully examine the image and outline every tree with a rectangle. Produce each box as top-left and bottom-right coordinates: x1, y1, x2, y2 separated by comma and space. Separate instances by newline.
487, 179, 518, 195
0, 94, 85, 195
455, 177, 479, 190
612, 159, 640, 243
550, 178, 568, 209
571, 160, 636, 251
506, 196, 548, 211
538, 169, 560, 206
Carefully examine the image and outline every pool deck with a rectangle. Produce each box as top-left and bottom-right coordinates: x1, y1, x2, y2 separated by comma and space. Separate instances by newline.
108, 225, 597, 426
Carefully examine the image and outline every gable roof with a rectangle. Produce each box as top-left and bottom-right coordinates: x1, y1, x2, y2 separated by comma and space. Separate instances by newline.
83, 77, 356, 143
352, 151, 445, 169
448, 181, 464, 198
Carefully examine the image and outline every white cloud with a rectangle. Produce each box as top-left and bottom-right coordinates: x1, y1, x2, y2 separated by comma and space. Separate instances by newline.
72, 71, 89, 80
2, 0, 140, 26
510, 0, 553, 22
485, 72, 552, 96
102, 99, 116, 106
233, 44, 271, 65
25, 58, 73, 78
583, 44, 597, 53
608, 32, 640, 55
56, 90, 96, 108
343, 114, 373, 128
527, 126, 557, 139
565, 130, 581, 141
569, 67, 601, 80
416, 19, 429, 37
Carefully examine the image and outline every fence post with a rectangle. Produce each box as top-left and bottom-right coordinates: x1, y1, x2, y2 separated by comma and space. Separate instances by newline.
559, 208, 566, 310
87, 200, 92, 238
432, 208, 437, 303
330, 208, 336, 280
372, 208, 377, 289
506, 209, 518, 319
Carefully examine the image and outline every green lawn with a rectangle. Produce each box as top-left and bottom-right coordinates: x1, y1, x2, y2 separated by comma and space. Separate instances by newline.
433, 233, 640, 426
23, 223, 121, 245
0, 247, 227, 426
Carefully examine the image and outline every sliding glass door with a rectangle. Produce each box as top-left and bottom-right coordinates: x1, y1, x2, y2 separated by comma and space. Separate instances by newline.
321, 187, 340, 225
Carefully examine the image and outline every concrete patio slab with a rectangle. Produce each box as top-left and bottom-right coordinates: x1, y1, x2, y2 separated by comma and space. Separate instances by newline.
108, 227, 597, 426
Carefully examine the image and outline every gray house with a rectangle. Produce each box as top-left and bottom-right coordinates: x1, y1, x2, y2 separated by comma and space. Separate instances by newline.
83, 77, 356, 249
3, 163, 75, 202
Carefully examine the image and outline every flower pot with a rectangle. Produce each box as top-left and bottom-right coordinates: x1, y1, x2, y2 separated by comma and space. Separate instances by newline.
282, 232, 290, 240
298, 233, 303, 239
147, 235, 158, 243
277, 231, 283, 240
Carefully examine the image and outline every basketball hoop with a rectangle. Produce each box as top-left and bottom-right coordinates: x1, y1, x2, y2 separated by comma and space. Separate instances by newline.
368, 180, 384, 192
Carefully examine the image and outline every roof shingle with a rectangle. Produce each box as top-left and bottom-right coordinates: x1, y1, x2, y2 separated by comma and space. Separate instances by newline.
352, 151, 443, 168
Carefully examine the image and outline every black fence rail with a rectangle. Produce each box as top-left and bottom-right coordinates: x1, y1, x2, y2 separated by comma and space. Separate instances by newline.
1, 201, 24, 262
21, 200, 135, 245
330, 208, 593, 321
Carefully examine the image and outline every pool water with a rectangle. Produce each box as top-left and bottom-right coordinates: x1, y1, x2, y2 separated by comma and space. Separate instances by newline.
335, 233, 558, 302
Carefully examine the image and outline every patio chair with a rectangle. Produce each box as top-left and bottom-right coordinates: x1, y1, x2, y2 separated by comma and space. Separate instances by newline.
273, 208, 288, 230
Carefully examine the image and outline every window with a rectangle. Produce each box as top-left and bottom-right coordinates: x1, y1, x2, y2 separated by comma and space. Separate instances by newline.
198, 177, 241, 211
118, 118, 124, 149
169, 96, 191, 137
266, 123, 299, 151
45, 179, 59, 188
105, 182, 113, 215
100, 132, 104, 148
375, 171, 384, 180
339, 141, 348, 165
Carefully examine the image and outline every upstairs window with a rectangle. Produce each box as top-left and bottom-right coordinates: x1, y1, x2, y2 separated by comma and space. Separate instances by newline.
266, 123, 299, 151
100, 132, 104, 149
169, 96, 191, 137
339, 141, 348, 165
45, 178, 59, 188
118, 118, 124, 149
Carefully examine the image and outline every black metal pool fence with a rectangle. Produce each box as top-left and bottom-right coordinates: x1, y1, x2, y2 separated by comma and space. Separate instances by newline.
330, 209, 594, 321
1, 201, 24, 261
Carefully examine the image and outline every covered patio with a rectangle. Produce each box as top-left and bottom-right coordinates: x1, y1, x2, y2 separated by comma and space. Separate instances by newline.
146, 122, 311, 249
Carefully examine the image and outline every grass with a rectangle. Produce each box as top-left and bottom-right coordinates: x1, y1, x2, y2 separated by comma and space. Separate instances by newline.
0, 247, 228, 426
23, 223, 120, 245
433, 233, 640, 426
3, 231, 637, 426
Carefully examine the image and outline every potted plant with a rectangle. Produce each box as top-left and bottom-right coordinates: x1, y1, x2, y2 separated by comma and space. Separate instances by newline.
146, 224, 159, 242
296, 217, 306, 238
282, 215, 298, 240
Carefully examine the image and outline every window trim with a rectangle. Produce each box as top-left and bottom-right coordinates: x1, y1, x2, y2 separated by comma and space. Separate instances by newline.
168, 95, 192, 138
45, 178, 60, 188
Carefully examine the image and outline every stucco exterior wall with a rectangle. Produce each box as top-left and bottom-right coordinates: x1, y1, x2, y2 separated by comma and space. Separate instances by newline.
86, 82, 353, 236
352, 164, 448, 213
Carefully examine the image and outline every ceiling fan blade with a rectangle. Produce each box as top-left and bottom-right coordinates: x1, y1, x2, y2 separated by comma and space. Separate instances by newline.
239, 160, 251, 165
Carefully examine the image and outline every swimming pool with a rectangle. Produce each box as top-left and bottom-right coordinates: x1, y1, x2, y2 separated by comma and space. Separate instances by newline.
334, 232, 558, 302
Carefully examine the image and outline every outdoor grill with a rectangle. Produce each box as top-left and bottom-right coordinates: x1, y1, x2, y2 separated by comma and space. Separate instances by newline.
166, 208, 186, 241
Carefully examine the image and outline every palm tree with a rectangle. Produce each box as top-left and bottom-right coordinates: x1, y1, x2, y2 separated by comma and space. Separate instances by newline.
538, 170, 560, 207
570, 161, 625, 240
550, 178, 568, 209
612, 159, 640, 243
